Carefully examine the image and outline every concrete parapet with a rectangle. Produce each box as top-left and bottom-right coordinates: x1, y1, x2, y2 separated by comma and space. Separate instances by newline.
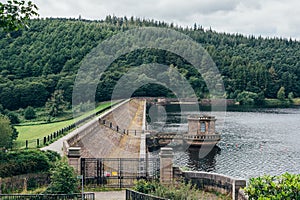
183, 171, 246, 200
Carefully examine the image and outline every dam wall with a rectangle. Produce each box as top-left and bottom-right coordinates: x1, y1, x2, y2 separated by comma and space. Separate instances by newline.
65, 98, 146, 159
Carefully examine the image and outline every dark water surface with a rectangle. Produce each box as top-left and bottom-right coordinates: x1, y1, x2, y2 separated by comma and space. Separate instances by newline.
148, 105, 300, 179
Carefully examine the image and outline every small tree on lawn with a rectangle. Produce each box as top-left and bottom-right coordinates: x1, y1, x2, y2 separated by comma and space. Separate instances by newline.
46, 158, 78, 194
45, 90, 68, 118
0, 114, 14, 149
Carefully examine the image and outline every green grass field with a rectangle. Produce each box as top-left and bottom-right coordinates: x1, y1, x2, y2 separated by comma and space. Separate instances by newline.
15, 101, 114, 147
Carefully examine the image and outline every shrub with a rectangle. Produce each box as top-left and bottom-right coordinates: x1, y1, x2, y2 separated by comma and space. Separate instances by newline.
6, 111, 20, 124
236, 91, 258, 105
245, 173, 300, 199
43, 150, 61, 162
24, 106, 36, 120
133, 180, 216, 200
45, 158, 78, 194
0, 150, 52, 177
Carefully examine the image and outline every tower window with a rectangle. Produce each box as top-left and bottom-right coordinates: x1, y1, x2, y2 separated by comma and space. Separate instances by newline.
200, 122, 206, 132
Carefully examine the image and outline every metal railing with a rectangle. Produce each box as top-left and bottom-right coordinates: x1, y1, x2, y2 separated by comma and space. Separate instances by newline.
0, 193, 95, 200
126, 189, 170, 200
100, 119, 144, 136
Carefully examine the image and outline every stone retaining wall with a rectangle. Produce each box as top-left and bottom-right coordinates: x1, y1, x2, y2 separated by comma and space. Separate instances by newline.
182, 171, 247, 200
0, 173, 49, 194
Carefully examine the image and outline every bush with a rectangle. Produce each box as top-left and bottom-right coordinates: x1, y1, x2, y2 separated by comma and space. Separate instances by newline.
236, 91, 258, 105
133, 180, 222, 200
6, 111, 20, 124
24, 106, 36, 120
45, 158, 78, 194
43, 150, 61, 162
0, 150, 53, 177
245, 173, 300, 199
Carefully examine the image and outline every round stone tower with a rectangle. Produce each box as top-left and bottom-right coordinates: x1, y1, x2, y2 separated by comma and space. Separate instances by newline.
184, 115, 220, 147
187, 115, 216, 135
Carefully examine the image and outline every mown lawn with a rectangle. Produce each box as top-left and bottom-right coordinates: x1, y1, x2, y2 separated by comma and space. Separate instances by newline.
15, 101, 114, 147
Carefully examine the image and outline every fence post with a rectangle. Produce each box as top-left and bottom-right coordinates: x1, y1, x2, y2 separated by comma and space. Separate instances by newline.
37, 139, 39, 147
44, 137, 46, 145
25, 140, 28, 149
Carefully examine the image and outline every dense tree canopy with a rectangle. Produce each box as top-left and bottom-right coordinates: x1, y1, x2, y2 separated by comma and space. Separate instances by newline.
0, 17, 299, 110
0, 0, 38, 31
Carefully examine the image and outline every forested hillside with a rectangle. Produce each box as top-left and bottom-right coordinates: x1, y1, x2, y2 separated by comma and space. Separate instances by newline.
0, 16, 299, 111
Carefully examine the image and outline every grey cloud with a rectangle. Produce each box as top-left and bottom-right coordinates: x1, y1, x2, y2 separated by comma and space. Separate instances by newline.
32, 0, 300, 40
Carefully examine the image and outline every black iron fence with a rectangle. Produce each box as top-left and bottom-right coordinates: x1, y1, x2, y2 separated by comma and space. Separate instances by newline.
99, 119, 144, 136
125, 189, 169, 200
0, 193, 95, 200
81, 158, 160, 188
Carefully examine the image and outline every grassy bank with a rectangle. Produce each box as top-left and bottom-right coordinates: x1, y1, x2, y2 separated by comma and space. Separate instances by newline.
15, 101, 115, 148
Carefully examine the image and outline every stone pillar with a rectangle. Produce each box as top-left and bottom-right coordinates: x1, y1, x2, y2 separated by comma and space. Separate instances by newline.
159, 147, 174, 184
232, 179, 246, 200
67, 147, 81, 174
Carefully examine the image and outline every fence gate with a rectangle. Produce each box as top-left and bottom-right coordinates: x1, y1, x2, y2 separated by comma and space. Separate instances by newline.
81, 158, 160, 188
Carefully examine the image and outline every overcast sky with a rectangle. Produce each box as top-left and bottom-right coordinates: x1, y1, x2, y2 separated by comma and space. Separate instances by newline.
31, 0, 300, 40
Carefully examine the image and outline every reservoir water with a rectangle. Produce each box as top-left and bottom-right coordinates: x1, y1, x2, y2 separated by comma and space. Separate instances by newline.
148, 105, 300, 179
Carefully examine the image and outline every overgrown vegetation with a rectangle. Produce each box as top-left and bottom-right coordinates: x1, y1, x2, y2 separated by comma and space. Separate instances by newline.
0, 149, 60, 178
245, 173, 300, 199
45, 158, 79, 194
133, 179, 230, 200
